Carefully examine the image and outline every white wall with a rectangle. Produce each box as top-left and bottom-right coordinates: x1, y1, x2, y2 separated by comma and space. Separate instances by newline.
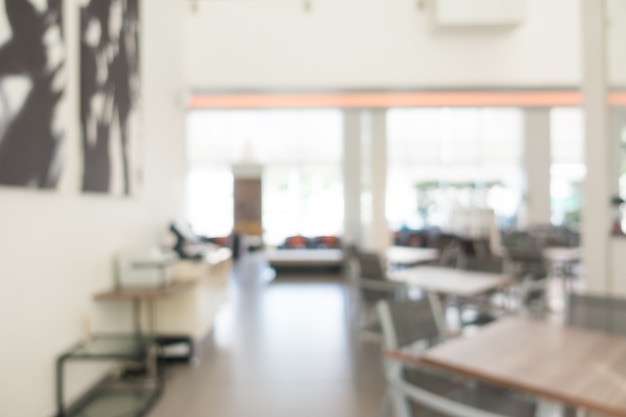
184, 0, 581, 90
0, 1, 186, 416
608, 0, 626, 87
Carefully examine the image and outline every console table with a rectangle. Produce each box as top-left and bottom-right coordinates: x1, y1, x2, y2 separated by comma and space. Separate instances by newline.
56, 281, 195, 417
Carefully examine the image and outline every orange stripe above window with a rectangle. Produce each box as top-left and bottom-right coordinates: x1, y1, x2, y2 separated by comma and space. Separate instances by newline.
188, 91, 584, 109
609, 92, 626, 106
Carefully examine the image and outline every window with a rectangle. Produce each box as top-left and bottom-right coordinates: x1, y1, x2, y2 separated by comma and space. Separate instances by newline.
550, 107, 585, 228
185, 169, 233, 237
387, 108, 524, 230
186, 109, 343, 244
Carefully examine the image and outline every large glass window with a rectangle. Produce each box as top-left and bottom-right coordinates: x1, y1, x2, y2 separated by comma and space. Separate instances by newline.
387, 108, 524, 230
550, 108, 585, 228
185, 169, 233, 237
186, 110, 343, 244
263, 166, 343, 245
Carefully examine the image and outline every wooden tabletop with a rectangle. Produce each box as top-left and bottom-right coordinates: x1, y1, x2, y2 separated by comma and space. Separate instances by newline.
388, 266, 512, 297
386, 247, 439, 266
94, 281, 195, 301
397, 318, 626, 417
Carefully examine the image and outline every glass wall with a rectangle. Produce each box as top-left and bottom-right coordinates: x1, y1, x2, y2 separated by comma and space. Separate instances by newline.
550, 107, 585, 229
387, 108, 524, 231
185, 170, 234, 237
186, 110, 343, 244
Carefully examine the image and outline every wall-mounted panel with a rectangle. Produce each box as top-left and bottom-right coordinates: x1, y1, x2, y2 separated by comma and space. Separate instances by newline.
81, 0, 141, 196
0, 0, 66, 189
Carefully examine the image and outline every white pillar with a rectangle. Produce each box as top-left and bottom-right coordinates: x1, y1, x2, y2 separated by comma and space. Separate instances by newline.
343, 109, 362, 246
371, 110, 389, 252
581, 0, 611, 293
523, 108, 552, 226
366, 109, 390, 252
609, 108, 626, 197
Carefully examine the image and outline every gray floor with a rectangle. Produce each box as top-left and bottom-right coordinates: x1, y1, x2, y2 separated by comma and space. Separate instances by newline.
149, 255, 386, 417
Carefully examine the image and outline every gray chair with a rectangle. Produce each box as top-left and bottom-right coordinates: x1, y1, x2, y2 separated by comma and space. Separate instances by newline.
559, 293, 626, 417
455, 256, 508, 327
464, 254, 549, 323
355, 252, 407, 305
351, 252, 408, 340
516, 275, 548, 319
566, 293, 626, 336
356, 252, 388, 281
378, 298, 537, 417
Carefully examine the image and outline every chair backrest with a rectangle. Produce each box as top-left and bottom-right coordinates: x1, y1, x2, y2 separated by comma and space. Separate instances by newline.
566, 293, 626, 335
349, 250, 401, 304
378, 300, 534, 417
342, 244, 358, 281
377, 297, 445, 350
356, 252, 386, 281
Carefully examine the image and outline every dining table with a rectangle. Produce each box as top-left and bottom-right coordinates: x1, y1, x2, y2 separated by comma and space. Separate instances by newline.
386, 246, 439, 268
388, 265, 513, 298
388, 317, 626, 417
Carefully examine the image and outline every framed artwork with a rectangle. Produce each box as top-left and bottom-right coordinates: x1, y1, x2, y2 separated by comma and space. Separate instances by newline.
81, 0, 141, 195
0, 0, 66, 189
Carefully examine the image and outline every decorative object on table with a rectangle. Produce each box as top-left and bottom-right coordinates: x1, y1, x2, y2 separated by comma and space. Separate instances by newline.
169, 220, 216, 260
115, 248, 178, 289
0, 0, 66, 189
80, 0, 141, 195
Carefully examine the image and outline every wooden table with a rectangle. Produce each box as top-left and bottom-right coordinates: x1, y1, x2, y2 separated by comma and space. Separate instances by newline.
94, 282, 194, 301
95, 282, 195, 336
543, 247, 581, 264
386, 246, 439, 268
388, 266, 512, 298
390, 317, 626, 417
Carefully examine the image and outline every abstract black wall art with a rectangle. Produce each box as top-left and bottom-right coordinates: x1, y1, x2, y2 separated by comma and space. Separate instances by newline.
81, 0, 140, 195
0, 0, 66, 189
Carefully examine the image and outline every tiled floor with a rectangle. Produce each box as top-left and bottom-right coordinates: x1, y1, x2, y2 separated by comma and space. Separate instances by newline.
149, 254, 578, 417
149, 255, 386, 417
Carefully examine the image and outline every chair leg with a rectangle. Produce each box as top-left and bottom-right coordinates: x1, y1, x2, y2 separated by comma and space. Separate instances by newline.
389, 387, 413, 417
379, 388, 392, 417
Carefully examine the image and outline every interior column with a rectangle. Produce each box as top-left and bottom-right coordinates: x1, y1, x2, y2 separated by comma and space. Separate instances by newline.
523, 108, 552, 226
343, 109, 362, 247
581, 0, 611, 293
362, 109, 390, 252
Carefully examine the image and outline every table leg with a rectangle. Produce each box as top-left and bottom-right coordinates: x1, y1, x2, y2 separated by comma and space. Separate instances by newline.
144, 299, 162, 386
147, 299, 155, 337
132, 298, 142, 338
562, 264, 568, 301
56, 355, 67, 417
